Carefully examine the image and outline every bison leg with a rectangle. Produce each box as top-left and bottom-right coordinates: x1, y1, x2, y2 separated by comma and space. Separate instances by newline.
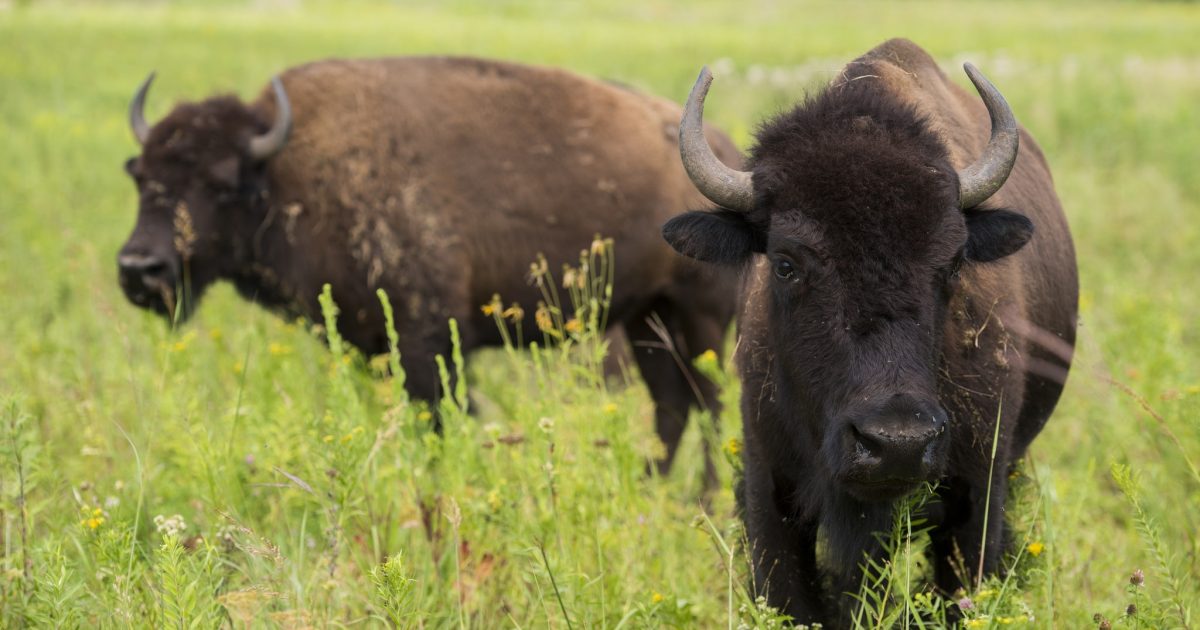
929, 475, 1009, 594
625, 299, 722, 487
741, 454, 827, 624
677, 311, 727, 488
396, 333, 460, 433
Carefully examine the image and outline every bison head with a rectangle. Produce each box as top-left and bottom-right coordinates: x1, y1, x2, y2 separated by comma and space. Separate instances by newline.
663, 64, 1032, 502
118, 73, 291, 322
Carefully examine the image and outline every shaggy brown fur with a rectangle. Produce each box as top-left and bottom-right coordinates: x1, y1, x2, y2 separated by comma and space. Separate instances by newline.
118, 57, 743, 478
663, 39, 1077, 625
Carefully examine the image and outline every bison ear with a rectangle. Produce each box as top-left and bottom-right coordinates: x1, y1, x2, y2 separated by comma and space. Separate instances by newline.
662, 209, 764, 265
964, 209, 1034, 263
207, 155, 241, 188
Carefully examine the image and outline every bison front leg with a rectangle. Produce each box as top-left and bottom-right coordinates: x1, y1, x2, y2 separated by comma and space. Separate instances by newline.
741, 456, 827, 625
396, 331, 461, 433
929, 474, 1009, 595
626, 301, 721, 489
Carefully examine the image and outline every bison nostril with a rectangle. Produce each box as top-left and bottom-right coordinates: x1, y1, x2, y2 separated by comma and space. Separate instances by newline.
119, 254, 169, 279
849, 424, 882, 456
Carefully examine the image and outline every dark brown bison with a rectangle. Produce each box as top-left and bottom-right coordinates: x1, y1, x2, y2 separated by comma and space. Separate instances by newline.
118, 57, 744, 477
662, 39, 1077, 623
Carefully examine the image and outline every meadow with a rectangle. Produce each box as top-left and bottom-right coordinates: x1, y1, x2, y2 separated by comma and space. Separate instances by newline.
1, 0, 1199, 627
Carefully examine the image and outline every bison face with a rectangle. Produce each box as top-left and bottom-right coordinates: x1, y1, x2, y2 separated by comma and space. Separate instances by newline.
664, 65, 1034, 503
119, 148, 245, 322
668, 189, 1033, 503
118, 75, 290, 323
759, 206, 959, 502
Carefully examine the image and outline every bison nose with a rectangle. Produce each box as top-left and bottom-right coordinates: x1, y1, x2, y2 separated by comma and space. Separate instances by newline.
119, 253, 170, 281
118, 253, 171, 298
848, 396, 947, 480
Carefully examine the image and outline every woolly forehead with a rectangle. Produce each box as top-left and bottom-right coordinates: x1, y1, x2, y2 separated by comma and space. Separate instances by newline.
748, 105, 965, 264
139, 97, 260, 164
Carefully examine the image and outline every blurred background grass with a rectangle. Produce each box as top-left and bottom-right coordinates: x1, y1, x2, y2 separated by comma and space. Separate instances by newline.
1, 0, 1198, 627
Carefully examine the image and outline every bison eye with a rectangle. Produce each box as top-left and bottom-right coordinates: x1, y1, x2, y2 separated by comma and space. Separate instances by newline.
773, 258, 796, 281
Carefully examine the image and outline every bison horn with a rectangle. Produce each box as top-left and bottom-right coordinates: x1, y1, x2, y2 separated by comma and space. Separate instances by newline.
957, 63, 1020, 209
679, 67, 755, 212
248, 77, 292, 161
129, 72, 155, 145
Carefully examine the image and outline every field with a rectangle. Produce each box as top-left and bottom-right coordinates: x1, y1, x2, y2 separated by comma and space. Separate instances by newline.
1, 0, 1199, 627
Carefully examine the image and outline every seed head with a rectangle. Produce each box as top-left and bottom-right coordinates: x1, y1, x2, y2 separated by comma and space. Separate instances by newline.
1130, 569, 1144, 586
173, 201, 196, 260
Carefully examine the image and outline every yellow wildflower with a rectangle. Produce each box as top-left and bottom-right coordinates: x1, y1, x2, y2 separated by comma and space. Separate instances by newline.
502, 303, 525, 322
322, 434, 334, 443
528, 257, 549, 286
417, 411, 433, 422
724, 438, 742, 457
481, 295, 500, 317
79, 507, 106, 530
1026, 541, 1044, 557
603, 402, 619, 414
268, 342, 291, 356
590, 236, 608, 256
564, 318, 582, 334
651, 592, 665, 604
965, 619, 988, 629
535, 304, 554, 333
169, 331, 196, 353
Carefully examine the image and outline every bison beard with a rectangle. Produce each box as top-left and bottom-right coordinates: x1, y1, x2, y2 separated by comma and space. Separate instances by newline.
117, 56, 746, 483
665, 39, 1077, 625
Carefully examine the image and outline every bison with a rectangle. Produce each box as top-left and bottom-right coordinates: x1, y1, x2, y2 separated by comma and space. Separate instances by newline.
662, 39, 1077, 623
117, 57, 744, 477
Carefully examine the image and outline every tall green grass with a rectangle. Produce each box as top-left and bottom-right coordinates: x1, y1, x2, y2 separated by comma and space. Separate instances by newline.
2, 1, 1199, 626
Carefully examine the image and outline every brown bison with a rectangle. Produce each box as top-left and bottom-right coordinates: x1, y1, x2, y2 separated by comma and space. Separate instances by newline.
118, 57, 743, 476
662, 39, 1077, 623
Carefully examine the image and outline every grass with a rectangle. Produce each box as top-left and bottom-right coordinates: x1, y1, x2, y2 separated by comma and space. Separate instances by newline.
1, 0, 1199, 627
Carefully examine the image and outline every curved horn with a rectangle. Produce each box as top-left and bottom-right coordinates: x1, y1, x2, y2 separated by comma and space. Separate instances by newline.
129, 72, 156, 145
248, 77, 292, 161
679, 66, 755, 212
957, 63, 1019, 209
